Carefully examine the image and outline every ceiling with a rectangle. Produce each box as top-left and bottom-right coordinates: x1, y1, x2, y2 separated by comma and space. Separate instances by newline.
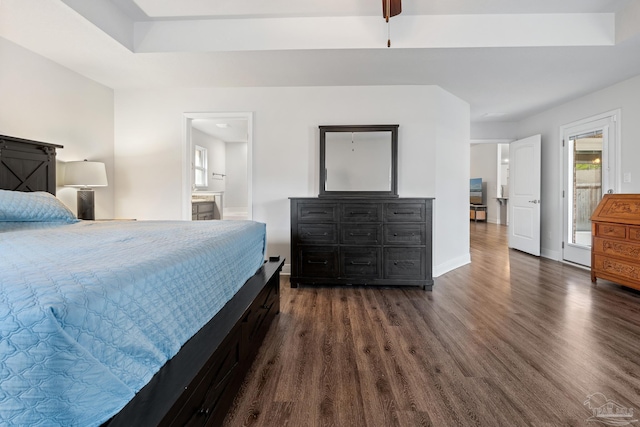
1, 0, 640, 123
192, 118, 248, 143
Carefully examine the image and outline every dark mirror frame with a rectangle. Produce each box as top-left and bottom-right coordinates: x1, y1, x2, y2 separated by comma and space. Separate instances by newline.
319, 124, 399, 198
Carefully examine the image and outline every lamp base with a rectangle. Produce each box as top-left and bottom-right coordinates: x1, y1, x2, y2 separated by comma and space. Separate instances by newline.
77, 189, 95, 220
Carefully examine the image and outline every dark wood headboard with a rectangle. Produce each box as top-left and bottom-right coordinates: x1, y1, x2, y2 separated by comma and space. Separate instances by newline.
0, 134, 63, 195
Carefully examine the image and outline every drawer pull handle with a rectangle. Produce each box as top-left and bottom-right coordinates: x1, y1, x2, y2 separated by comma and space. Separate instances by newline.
308, 260, 328, 265
350, 211, 372, 215
306, 232, 328, 236
394, 261, 415, 266
349, 232, 372, 236
197, 408, 211, 416
350, 261, 372, 266
308, 211, 328, 215
393, 212, 415, 215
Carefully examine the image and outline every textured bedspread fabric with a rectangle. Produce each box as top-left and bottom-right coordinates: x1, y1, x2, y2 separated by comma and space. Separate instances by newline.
0, 220, 266, 426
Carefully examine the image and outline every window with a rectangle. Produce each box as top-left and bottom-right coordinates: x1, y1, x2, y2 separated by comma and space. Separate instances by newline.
194, 145, 208, 188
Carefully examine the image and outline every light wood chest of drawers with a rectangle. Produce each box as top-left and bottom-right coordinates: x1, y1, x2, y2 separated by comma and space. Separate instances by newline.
591, 194, 640, 291
290, 197, 434, 290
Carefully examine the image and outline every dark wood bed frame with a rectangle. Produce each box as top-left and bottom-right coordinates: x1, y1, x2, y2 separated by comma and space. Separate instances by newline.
0, 134, 282, 426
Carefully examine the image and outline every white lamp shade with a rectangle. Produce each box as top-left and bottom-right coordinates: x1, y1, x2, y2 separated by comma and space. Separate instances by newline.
64, 161, 108, 187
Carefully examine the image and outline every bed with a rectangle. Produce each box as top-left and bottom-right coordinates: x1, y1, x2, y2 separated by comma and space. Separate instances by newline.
0, 134, 283, 426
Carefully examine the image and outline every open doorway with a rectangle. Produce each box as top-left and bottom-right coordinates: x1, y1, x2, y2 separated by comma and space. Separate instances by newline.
182, 112, 253, 221
469, 140, 512, 225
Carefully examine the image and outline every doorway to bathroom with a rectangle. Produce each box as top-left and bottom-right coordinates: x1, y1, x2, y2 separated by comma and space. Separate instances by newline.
182, 112, 253, 221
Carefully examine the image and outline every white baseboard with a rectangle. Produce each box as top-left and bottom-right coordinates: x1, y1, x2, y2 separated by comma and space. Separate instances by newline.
433, 253, 471, 277
540, 248, 561, 261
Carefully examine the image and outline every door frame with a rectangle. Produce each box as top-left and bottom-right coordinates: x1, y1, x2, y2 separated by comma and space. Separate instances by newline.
181, 111, 254, 221
558, 109, 621, 265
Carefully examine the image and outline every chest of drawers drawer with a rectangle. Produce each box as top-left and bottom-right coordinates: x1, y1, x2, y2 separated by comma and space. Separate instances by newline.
595, 223, 626, 239
593, 255, 640, 283
384, 224, 426, 245
297, 224, 338, 244
341, 224, 382, 245
298, 246, 339, 277
593, 237, 640, 263
341, 247, 381, 278
384, 247, 426, 279
385, 203, 425, 222
341, 203, 382, 222
297, 203, 338, 222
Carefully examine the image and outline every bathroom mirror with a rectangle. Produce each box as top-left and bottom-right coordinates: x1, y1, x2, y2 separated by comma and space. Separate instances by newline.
319, 124, 398, 197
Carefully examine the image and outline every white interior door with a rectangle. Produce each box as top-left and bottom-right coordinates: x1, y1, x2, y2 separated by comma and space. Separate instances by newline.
561, 112, 618, 266
509, 135, 542, 256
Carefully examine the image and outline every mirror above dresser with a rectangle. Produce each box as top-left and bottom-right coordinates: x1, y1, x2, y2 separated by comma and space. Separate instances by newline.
319, 125, 398, 198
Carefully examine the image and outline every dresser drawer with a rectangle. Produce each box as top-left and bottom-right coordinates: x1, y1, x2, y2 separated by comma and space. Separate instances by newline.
297, 203, 338, 222
595, 223, 626, 239
630, 227, 640, 242
384, 224, 426, 245
593, 237, 640, 263
593, 255, 640, 284
299, 247, 339, 278
384, 247, 426, 279
298, 224, 338, 244
341, 224, 382, 245
385, 203, 426, 222
341, 247, 381, 278
341, 203, 382, 222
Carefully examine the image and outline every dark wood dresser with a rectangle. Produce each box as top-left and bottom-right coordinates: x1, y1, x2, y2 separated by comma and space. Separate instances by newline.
290, 197, 434, 290
591, 194, 640, 290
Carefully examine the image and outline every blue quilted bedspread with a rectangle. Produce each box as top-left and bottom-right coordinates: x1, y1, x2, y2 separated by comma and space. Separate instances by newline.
0, 220, 266, 426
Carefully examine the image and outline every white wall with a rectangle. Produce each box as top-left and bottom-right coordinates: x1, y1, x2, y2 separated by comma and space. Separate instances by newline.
114, 85, 470, 276
516, 73, 640, 260
0, 37, 115, 219
225, 141, 248, 211
434, 89, 472, 274
470, 143, 499, 223
471, 122, 518, 141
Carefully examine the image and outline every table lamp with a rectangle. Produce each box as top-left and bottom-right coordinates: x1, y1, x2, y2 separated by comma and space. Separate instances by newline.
64, 160, 108, 220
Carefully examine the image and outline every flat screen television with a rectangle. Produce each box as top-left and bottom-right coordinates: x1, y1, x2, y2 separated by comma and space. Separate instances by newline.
470, 178, 483, 205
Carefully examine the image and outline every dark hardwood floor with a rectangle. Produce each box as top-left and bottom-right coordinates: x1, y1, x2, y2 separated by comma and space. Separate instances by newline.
224, 222, 640, 426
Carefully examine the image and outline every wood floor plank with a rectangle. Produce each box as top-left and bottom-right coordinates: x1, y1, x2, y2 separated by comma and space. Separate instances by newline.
224, 222, 640, 426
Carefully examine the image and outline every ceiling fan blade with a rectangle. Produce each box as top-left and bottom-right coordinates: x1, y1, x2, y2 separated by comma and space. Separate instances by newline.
382, 0, 402, 18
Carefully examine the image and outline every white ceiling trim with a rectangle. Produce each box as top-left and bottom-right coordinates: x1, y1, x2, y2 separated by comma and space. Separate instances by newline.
133, 14, 614, 53
131, 0, 630, 19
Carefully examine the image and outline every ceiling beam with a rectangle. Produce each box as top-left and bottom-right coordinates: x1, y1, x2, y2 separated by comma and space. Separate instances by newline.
133, 14, 614, 53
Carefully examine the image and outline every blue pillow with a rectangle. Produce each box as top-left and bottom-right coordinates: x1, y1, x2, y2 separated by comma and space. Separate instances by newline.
0, 190, 78, 222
